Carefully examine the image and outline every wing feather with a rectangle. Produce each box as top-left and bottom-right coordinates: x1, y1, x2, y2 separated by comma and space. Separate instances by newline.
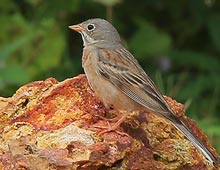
97, 48, 172, 115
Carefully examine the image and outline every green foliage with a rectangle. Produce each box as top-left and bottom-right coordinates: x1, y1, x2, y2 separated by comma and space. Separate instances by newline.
0, 0, 220, 153
207, 14, 220, 51
130, 19, 172, 58
169, 50, 219, 72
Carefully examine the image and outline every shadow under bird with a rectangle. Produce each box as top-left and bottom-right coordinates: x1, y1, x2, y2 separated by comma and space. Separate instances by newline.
69, 18, 219, 168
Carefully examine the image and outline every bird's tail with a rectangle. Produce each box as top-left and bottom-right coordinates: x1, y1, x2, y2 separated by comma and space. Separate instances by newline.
167, 113, 219, 169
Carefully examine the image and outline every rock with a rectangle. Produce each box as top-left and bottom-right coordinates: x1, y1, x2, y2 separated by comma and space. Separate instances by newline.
0, 74, 219, 170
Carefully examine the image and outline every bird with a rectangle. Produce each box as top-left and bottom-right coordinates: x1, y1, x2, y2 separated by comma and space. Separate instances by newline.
69, 18, 219, 168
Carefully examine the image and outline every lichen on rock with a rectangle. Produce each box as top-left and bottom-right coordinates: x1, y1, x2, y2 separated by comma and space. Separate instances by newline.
0, 74, 219, 170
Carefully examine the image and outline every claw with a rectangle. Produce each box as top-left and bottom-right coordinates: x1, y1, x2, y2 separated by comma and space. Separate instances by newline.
92, 111, 129, 136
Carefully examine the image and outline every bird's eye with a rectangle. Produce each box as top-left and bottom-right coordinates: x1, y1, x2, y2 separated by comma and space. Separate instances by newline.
87, 24, 95, 31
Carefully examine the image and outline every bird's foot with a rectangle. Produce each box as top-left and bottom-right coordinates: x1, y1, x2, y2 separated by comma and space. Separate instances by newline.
93, 111, 129, 136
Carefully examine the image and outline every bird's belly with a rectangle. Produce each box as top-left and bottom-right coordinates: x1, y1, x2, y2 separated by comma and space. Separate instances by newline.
82, 48, 142, 111
85, 70, 141, 111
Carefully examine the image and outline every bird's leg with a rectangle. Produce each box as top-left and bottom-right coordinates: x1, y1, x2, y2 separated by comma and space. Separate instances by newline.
93, 111, 129, 136
100, 111, 128, 132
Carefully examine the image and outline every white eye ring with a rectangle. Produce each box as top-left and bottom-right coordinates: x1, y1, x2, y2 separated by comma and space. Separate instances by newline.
87, 24, 95, 31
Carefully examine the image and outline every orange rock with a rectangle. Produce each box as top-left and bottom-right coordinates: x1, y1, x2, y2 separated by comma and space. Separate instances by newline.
0, 74, 219, 170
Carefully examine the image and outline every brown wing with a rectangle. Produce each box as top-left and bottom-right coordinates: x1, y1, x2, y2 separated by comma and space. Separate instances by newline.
96, 48, 173, 116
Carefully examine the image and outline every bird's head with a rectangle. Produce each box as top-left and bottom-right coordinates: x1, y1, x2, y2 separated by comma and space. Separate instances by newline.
69, 18, 122, 48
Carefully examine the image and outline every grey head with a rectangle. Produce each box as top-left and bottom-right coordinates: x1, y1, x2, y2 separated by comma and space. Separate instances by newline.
69, 18, 122, 48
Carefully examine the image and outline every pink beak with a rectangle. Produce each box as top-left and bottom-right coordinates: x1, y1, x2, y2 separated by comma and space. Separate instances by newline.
68, 24, 83, 32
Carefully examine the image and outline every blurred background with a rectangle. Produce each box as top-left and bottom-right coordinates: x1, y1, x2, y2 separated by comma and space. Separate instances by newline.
0, 0, 219, 153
